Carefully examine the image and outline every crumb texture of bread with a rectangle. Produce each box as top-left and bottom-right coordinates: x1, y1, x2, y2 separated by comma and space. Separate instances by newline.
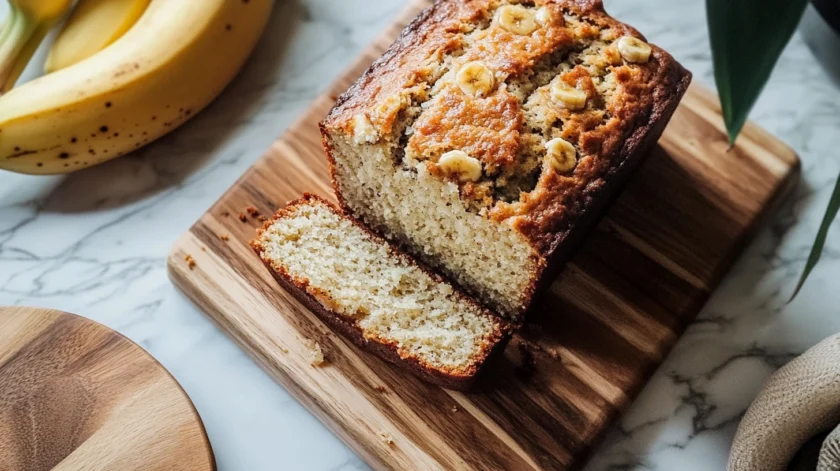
253, 197, 505, 377
322, 0, 691, 318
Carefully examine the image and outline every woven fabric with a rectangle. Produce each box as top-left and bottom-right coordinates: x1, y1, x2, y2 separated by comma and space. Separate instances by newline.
819, 424, 840, 471
728, 334, 840, 471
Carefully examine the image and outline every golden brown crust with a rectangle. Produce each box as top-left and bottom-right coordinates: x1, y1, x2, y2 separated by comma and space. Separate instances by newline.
323, 1, 608, 133
494, 62, 692, 254
251, 194, 512, 391
411, 86, 523, 175
323, 0, 478, 136
459, 3, 571, 76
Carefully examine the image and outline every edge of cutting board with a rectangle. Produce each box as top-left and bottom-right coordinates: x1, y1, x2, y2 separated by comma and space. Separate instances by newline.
0, 306, 215, 471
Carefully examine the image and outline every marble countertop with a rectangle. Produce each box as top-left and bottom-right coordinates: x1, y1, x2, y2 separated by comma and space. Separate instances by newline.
1, 0, 839, 469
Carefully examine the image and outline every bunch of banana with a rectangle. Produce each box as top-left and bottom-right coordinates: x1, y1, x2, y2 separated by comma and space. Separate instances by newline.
0, 0, 274, 175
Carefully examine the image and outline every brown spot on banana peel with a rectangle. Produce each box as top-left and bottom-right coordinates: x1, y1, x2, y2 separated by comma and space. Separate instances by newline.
6, 144, 61, 159
112, 62, 141, 79
7, 150, 36, 159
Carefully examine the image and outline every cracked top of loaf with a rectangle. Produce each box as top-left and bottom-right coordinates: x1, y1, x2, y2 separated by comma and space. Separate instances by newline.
322, 0, 691, 254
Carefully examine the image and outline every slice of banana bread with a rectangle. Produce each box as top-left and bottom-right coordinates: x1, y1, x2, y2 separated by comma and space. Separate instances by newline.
251, 195, 510, 390
320, 0, 692, 319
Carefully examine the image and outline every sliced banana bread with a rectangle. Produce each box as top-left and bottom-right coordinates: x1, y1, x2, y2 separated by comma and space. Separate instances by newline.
251, 195, 510, 390
321, 0, 692, 319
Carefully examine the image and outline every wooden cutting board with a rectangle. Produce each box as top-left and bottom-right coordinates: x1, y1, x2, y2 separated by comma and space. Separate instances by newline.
0, 306, 215, 471
167, 1, 800, 469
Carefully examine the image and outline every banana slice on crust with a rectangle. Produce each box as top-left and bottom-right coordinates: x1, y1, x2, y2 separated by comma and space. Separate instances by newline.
495, 5, 538, 35
456, 61, 496, 97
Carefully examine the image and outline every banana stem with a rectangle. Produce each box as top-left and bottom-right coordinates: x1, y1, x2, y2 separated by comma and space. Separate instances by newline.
0, 5, 40, 93
0, 11, 12, 44
3, 20, 48, 91
0, 6, 20, 52
9, 23, 50, 91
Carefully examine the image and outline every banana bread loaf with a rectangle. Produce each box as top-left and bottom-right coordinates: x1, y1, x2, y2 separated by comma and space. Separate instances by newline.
320, 0, 692, 319
251, 195, 511, 390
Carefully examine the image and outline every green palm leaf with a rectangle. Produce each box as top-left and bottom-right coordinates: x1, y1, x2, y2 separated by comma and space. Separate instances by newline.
706, 0, 808, 145
790, 173, 840, 301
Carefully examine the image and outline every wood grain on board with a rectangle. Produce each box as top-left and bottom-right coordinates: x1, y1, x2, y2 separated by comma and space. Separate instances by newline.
0, 306, 215, 471
167, 1, 800, 469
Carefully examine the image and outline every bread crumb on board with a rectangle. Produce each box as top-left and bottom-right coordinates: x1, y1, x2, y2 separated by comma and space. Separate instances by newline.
246, 206, 268, 223
304, 339, 326, 367
220, 234, 230, 242
451, 405, 459, 413
220, 210, 230, 217
374, 385, 387, 393
184, 254, 196, 270
238, 212, 248, 222
377, 430, 394, 446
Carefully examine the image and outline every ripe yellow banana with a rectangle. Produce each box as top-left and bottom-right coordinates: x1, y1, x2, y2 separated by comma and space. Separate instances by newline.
44, 0, 151, 73
0, 0, 274, 175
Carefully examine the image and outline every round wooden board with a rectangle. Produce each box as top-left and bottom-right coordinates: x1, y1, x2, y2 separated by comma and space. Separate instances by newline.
0, 306, 215, 471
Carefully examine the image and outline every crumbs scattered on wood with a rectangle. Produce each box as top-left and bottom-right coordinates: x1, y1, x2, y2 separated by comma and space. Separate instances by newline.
245, 206, 260, 217
200, 247, 207, 252
257, 215, 268, 223
184, 254, 196, 270
238, 212, 248, 222
220, 211, 230, 217
451, 405, 459, 413
377, 430, 394, 446
220, 234, 230, 241
279, 345, 289, 353
374, 385, 387, 393
304, 339, 326, 367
